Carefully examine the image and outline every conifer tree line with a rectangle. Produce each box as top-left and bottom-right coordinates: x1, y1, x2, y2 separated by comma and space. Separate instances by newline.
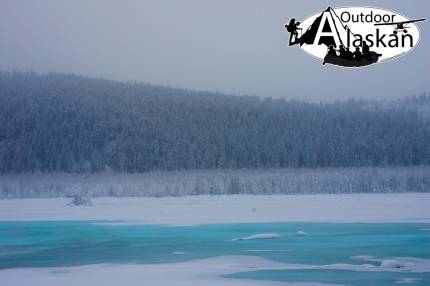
0, 72, 428, 173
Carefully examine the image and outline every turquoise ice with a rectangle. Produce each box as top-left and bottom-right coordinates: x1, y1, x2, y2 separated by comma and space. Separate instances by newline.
0, 222, 429, 285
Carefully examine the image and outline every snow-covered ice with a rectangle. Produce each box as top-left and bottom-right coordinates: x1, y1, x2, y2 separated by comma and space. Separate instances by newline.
0, 256, 338, 286
351, 256, 430, 272
1, 193, 429, 285
396, 277, 423, 284
381, 260, 414, 269
0, 193, 429, 225
1, 255, 429, 286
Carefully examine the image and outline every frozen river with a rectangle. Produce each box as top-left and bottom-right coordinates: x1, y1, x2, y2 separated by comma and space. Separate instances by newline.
0, 221, 429, 285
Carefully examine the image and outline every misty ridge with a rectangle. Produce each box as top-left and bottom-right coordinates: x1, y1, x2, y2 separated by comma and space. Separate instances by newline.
0, 72, 429, 197
1, 72, 429, 173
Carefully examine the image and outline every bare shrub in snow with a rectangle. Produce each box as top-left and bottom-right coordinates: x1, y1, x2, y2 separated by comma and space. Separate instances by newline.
67, 194, 92, 206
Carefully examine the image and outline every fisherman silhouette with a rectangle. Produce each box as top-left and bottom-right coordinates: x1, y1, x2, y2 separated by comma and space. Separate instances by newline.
353, 47, 362, 62
285, 18, 302, 46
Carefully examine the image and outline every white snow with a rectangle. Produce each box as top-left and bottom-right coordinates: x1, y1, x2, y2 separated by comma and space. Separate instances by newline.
351, 256, 430, 272
232, 233, 281, 241
0, 256, 337, 286
0, 193, 429, 225
396, 278, 422, 284
1, 255, 429, 286
381, 259, 413, 269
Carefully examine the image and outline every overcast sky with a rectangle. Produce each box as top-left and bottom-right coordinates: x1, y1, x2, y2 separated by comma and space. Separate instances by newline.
0, 0, 428, 101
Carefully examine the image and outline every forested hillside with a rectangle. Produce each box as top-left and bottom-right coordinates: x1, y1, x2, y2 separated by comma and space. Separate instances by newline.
0, 72, 429, 173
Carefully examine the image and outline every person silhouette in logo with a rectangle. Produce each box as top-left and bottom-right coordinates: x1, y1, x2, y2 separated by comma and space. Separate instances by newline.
285, 19, 302, 46
323, 45, 338, 65
344, 47, 354, 60
353, 47, 363, 62
327, 45, 337, 57
362, 41, 371, 59
338, 45, 348, 59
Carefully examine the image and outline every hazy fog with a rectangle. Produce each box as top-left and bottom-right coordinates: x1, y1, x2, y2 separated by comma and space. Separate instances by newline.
0, 0, 428, 101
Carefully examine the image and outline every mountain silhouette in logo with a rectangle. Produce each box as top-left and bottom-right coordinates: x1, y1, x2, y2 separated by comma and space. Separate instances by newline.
298, 7, 349, 47
287, 7, 382, 67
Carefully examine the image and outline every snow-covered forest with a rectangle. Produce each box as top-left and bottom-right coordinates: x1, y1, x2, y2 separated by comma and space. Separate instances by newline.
1, 166, 429, 198
0, 72, 429, 174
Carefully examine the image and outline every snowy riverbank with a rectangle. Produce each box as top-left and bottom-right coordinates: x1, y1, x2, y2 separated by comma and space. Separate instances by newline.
1, 254, 429, 286
1, 193, 429, 224
0, 256, 343, 286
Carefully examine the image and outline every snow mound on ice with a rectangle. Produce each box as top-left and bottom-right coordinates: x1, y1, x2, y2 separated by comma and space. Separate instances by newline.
232, 233, 280, 241
296, 230, 307, 236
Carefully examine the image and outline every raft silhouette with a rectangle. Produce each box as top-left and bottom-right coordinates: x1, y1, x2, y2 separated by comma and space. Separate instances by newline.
323, 51, 382, 67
